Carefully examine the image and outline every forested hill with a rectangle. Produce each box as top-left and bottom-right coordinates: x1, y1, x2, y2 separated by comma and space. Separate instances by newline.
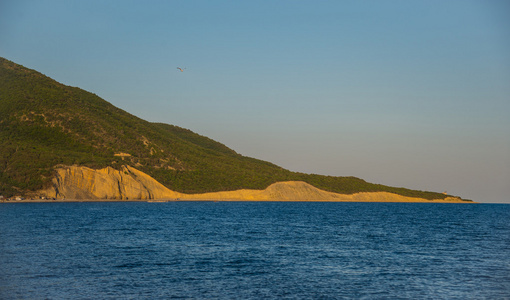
0, 57, 453, 200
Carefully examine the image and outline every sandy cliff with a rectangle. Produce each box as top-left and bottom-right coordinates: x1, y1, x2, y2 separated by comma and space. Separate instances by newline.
40, 165, 183, 200
39, 165, 467, 202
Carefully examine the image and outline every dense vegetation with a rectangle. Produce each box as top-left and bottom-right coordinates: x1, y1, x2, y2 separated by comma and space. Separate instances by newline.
0, 57, 452, 200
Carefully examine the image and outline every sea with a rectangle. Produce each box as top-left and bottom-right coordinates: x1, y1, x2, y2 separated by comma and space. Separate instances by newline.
1, 202, 509, 299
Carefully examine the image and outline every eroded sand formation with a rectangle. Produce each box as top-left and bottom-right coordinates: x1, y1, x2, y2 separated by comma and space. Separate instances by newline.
38, 165, 467, 202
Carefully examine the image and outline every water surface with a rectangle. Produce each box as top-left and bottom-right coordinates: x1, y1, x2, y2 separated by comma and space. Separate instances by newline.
1, 202, 509, 299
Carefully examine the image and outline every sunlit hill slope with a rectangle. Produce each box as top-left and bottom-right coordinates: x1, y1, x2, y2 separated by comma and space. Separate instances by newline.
0, 57, 466, 201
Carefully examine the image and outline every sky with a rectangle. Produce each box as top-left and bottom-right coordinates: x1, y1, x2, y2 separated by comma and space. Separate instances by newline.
1, 0, 509, 203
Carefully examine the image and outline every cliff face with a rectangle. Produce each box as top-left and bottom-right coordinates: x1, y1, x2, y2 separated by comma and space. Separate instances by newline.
41, 165, 183, 200
39, 165, 468, 203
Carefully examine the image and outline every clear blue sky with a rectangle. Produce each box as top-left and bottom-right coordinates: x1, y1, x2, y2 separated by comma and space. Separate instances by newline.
1, 0, 509, 203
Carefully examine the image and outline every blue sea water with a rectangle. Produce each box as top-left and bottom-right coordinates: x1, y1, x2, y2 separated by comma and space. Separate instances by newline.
0, 202, 509, 299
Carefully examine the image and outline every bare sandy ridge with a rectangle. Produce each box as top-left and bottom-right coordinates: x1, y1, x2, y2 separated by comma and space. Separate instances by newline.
35, 165, 468, 203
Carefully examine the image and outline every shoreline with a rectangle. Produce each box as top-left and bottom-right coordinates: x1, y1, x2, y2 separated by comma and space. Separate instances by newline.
1, 198, 476, 203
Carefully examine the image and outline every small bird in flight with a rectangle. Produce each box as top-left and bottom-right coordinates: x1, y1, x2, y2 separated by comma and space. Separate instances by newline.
177, 67, 185, 72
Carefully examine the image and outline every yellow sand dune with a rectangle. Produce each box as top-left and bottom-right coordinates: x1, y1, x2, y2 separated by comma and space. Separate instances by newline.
38, 165, 467, 203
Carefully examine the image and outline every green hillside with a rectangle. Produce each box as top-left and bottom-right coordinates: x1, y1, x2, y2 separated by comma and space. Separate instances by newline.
0, 57, 453, 200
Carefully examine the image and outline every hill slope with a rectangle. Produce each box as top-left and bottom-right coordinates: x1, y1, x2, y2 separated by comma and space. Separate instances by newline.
0, 57, 458, 200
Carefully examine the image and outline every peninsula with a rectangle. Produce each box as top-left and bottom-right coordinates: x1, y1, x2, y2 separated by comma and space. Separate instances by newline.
0, 57, 472, 203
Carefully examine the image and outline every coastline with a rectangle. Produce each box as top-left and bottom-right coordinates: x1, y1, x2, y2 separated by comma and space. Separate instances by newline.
2, 196, 475, 204
15, 165, 472, 204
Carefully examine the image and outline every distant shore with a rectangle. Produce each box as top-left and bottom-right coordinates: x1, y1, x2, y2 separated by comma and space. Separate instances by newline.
1, 198, 476, 203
